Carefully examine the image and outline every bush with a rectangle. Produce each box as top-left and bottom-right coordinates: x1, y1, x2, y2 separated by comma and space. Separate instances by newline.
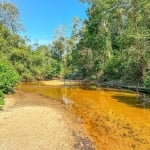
0, 61, 20, 93
144, 76, 150, 87
44, 59, 61, 79
103, 56, 124, 81
0, 90, 4, 108
0, 90, 4, 102
21, 71, 34, 81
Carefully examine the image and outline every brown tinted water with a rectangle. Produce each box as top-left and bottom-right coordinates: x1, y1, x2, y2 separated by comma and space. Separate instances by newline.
17, 82, 150, 150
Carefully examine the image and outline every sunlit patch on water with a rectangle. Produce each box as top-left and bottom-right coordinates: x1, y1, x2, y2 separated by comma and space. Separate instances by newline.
62, 95, 73, 106
17, 82, 150, 150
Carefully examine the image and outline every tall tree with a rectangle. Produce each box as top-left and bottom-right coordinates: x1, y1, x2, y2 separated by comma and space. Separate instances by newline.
0, 1, 23, 33
77, 0, 150, 85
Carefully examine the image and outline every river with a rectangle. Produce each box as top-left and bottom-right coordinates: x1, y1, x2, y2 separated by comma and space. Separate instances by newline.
17, 81, 150, 150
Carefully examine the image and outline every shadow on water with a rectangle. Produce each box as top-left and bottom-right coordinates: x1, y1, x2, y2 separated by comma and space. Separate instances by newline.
77, 83, 135, 93
112, 94, 150, 109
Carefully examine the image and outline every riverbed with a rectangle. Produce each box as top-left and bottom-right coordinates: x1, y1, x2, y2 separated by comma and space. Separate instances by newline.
17, 80, 150, 150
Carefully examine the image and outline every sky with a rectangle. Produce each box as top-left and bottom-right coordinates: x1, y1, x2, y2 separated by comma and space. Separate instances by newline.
10, 0, 88, 45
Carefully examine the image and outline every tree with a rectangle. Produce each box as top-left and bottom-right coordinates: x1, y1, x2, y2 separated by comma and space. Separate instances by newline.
76, 0, 150, 85
0, 1, 23, 33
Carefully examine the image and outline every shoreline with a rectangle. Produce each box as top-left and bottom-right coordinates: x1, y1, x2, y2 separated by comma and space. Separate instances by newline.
0, 90, 95, 150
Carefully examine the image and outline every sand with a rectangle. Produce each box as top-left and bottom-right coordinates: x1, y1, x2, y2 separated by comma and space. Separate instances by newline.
0, 91, 74, 150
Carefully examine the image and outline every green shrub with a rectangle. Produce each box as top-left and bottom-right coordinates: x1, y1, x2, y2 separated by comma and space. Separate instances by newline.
0, 90, 4, 106
144, 76, 150, 87
44, 59, 61, 79
0, 61, 20, 93
21, 71, 34, 81
103, 56, 124, 81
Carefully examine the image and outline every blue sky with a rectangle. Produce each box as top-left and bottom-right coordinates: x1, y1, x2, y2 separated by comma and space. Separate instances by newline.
10, 0, 88, 45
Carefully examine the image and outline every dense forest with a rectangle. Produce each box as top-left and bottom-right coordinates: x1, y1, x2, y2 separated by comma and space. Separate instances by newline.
0, 0, 150, 104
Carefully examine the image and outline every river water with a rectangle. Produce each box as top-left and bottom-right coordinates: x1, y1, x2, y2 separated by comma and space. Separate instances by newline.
17, 82, 150, 150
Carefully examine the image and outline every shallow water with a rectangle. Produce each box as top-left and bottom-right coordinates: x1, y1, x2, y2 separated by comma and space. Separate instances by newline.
17, 82, 150, 150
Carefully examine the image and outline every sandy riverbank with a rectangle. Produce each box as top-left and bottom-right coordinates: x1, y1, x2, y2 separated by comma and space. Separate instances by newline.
41, 79, 80, 86
0, 91, 94, 150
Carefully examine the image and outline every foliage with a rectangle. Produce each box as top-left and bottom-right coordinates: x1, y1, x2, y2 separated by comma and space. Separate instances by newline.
144, 76, 150, 88
44, 59, 61, 79
0, 90, 4, 106
70, 0, 150, 85
0, 0, 149, 89
0, 1, 23, 32
103, 56, 125, 82
0, 61, 20, 93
